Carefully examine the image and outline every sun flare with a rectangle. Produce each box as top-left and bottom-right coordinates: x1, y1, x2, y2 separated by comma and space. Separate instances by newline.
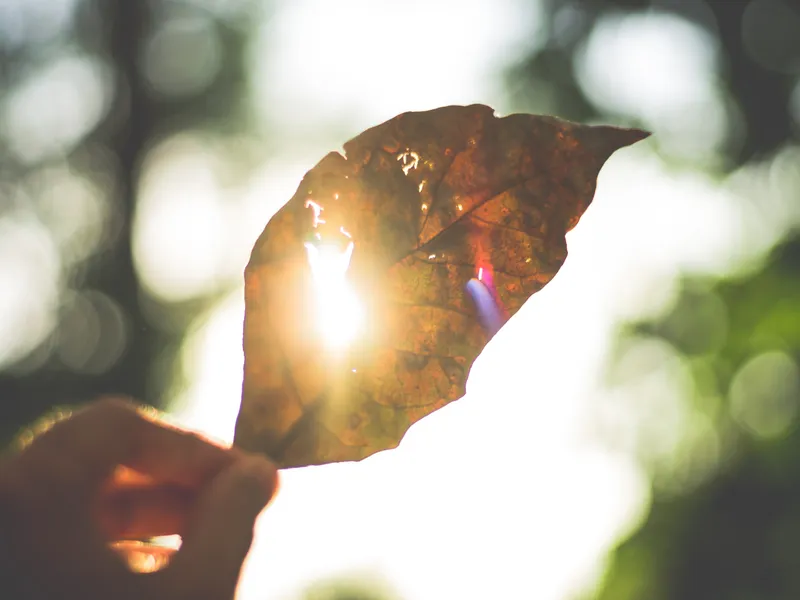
304, 241, 363, 350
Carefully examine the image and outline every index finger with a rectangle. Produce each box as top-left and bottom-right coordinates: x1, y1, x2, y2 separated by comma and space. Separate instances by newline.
22, 397, 240, 491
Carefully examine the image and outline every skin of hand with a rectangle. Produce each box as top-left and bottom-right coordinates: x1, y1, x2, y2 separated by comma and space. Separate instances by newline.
0, 397, 279, 600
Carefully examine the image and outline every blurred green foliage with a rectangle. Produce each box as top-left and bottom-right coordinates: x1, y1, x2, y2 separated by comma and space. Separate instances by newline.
299, 575, 401, 600
594, 232, 800, 599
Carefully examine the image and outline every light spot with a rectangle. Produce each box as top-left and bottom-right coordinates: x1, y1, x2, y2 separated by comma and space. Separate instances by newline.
133, 134, 228, 303
397, 149, 420, 175
304, 199, 326, 227
418, 181, 425, 192
304, 241, 363, 350
142, 16, 223, 99
576, 11, 726, 160
2, 52, 113, 163
730, 351, 800, 439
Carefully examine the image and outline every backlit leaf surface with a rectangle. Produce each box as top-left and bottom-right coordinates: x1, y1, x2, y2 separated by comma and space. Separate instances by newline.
234, 104, 648, 468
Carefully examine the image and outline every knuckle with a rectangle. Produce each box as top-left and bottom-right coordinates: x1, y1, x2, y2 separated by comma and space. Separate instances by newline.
93, 396, 146, 439
94, 396, 138, 419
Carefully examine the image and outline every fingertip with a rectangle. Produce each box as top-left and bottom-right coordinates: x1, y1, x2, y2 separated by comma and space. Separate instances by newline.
163, 455, 278, 597
229, 455, 279, 508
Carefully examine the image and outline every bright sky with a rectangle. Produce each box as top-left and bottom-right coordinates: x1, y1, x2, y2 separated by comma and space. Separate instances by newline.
170, 147, 781, 599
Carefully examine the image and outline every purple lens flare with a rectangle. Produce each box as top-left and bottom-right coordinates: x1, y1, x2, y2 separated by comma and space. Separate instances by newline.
466, 277, 505, 337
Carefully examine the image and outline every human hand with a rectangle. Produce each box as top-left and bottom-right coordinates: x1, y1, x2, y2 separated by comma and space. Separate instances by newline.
0, 397, 278, 600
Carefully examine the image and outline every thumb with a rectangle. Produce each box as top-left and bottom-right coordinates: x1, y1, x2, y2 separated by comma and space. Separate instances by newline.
166, 455, 278, 599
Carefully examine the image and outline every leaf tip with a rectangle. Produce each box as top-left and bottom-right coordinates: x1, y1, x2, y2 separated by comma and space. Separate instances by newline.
626, 127, 652, 144
576, 124, 651, 162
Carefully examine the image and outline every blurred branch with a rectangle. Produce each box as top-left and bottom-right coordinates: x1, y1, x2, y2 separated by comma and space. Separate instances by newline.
0, 0, 160, 443
94, 0, 155, 403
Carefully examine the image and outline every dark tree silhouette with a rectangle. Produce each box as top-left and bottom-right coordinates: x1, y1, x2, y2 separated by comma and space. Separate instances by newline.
0, 0, 255, 444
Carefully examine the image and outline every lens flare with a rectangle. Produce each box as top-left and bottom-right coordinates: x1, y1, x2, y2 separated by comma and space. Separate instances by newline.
304, 241, 363, 350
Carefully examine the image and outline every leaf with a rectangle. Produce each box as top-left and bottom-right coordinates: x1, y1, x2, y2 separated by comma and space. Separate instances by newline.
234, 104, 648, 468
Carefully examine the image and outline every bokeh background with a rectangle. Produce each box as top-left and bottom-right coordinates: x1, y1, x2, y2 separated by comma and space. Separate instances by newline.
1, 0, 799, 598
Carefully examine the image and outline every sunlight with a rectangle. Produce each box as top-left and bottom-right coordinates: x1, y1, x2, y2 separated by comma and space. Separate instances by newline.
3, 0, 798, 596
133, 134, 230, 303
0, 216, 61, 369
248, 0, 542, 138
304, 241, 363, 350
160, 97, 800, 600
163, 2, 724, 599
1, 51, 112, 163
170, 292, 245, 444
576, 11, 727, 162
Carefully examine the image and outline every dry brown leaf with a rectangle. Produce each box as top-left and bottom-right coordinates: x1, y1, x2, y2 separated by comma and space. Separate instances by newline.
234, 104, 648, 468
